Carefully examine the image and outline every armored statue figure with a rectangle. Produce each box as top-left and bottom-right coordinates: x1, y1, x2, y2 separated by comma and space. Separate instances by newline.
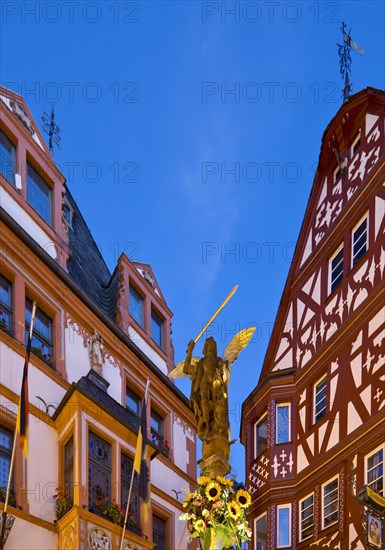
89, 330, 104, 376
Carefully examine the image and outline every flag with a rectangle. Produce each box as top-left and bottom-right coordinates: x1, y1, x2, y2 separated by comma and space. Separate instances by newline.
133, 379, 150, 524
16, 302, 36, 459
344, 31, 364, 54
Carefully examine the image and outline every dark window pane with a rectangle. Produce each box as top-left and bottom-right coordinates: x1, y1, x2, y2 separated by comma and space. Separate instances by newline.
27, 163, 52, 224
88, 431, 111, 513
352, 219, 367, 266
256, 514, 267, 550
0, 274, 13, 335
126, 388, 141, 416
0, 426, 13, 492
25, 299, 53, 367
64, 436, 74, 500
256, 416, 267, 457
151, 310, 164, 349
121, 453, 140, 526
331, 248, 344, 292
0, 130, 16, 186
153, 514, 167, 550
129, 286, 144, 328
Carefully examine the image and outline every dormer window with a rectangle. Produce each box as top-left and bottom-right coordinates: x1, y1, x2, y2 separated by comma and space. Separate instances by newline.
129, 285, 144, 328
151, 309, 164, 349
27, 163, 52, 225
0, 129, 16, 186
351, 130, 361, 158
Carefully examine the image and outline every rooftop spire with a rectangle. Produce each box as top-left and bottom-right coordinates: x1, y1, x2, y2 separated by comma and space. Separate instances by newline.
337, 22, 364, 102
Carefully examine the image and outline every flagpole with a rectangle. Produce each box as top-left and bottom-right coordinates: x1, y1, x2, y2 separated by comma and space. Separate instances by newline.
0, 302, 37, 550
119, 378, 150, 550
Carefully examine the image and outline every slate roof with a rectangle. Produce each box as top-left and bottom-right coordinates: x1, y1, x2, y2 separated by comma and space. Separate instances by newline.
66, 185, 118, 319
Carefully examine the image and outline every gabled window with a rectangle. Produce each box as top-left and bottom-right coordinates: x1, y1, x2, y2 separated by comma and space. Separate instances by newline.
329, 245, 344, 293
314, 377, 327, 424
26, 163, 52, 225
126, 387, 141, 418
322, 477, 339, 529
0, 130, 16, 186
151, 309, 164, 349
300, 494, 314, 541
351, 130, 361, 157
277, 504, 291, 548
276, 404, 290, 444
366, 446, 384, 496
25, 299, 53, 367
0, 274, 13, 335
129, 285, 144, 328
255, 513, 267, 550
255, 414, 267, 458
352, 216, 368, 267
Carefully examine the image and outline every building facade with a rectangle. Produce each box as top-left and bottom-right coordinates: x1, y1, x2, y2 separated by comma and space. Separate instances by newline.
0, 86, 197, 550
241, 87, 385, 549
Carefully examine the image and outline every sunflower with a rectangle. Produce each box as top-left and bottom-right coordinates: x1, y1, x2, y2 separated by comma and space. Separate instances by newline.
228, 500, 241, 520
197, 476, 211, 485
182, 493, 194, 507
216, 476, 233, 486
236, 489, 251, 508
193, 519, 205, 532
205, 482, 221, 501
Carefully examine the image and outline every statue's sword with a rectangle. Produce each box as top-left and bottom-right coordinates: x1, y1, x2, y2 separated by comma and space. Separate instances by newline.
194, 285, 238, 344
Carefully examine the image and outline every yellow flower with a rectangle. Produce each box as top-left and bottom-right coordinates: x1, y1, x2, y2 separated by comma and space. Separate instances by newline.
216, 476, 233, 486
193, 519, 205, 532
182, 493, 194, 507
236, 489, 251, 508
205, 482, 221, 501
197, 476, 211, 485
228, 500, 241, 520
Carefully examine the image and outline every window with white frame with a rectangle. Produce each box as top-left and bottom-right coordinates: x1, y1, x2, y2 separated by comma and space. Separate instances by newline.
314, 377, 327, 424
366, 446, 384, 496
329, 245, 344, 293
276, 403, 290, 444
277, 504, 291, 547
351, 130, 361, 157
352, 216, 368, 268
322, 477, 339, 529
300, 494, 314, 541
255, 513, 267, 550
255, 415, 267, 458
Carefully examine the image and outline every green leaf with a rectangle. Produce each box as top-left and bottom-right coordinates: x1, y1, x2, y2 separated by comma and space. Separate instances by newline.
203, 527, 213, 550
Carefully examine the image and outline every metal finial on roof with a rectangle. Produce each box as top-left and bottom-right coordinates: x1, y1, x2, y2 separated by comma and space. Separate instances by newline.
41, 106, 61, 155
337, 22, 364, 103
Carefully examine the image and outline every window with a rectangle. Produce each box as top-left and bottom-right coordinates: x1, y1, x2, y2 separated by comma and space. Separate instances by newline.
64, 436, 74, 501
351, 131, 361, 157
153, 514, 167, 550
314, 377, 327, 424
151, 310, 164, 349
25, 299, 53, 367
129, 285, 144, 328
329, 246, 344, 293
0, 426, 13, 497
126, 387, 142, 417
276, 404, 290, 444
121, 453, 140, 528
322, 477, 338, 529
0, 274, 13, 335
0, 130, 16, 186
300, 494, 314, 541
88, 431, 111, 513
277, 505, 291, 547
150, 409, 164, 446
366, 447, 383, 495
26, 163, 52, 224
352, 217, 368, 267
255, 415, 267, 457
255, 513, 267, 550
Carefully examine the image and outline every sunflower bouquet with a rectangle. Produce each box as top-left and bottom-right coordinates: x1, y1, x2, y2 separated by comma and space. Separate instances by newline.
179, 476, 252, 549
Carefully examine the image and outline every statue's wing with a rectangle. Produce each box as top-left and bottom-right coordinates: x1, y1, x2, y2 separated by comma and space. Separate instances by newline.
168, 357, 200, 379
222, 327, 256, 365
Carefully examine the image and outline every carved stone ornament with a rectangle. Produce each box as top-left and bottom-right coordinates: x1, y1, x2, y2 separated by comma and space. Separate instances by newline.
122, 542, 137, 550
10, 98, 34, 135
141, 269, 156, 289
88, 528, 110, 550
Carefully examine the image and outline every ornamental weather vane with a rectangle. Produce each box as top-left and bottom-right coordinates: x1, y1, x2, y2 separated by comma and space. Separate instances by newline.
41, 106, 61, 155
337, 22, 364, 102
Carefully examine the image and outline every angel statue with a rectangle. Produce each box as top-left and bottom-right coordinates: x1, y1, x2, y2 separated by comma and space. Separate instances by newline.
169, 328, 255, 444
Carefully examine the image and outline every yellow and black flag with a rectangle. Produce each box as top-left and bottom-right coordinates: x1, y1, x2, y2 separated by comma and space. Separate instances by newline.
134, 378, 150, 524
16, 301, 37, 459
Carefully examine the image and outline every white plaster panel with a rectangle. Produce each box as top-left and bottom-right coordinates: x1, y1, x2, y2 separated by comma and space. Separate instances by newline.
369, 308, 385, 337
27, 418, 58, 522
350, 355, 362, 389
297, 445, 309, 473
103, 359, 122, 403
366, 113, 379, 136
29, 364, 67, 411
65, 326, 90, 383
272, 352, 291, 371
351, 331, 362, 354
0, 341, 23, 395
375, 195, 385, 239
326, 412, 339, 452
151, 458, 189, 500
359, 386, 371, 416
128, 327, 167, 375
330, 374, 338, 407
5, 516, 57, 550
307, 433, 314, 454
0, 185, 57, 258
347, 402, 362, 435
318, 422, 327, 450
173, 420, 189, 471
300, 230, 312, 266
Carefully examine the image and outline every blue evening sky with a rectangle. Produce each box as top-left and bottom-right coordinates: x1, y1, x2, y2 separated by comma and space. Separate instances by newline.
1, 0, 384, 480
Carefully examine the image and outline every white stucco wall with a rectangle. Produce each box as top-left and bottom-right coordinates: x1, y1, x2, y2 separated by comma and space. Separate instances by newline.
128, 326, 167, 375
5, 517, 57, 550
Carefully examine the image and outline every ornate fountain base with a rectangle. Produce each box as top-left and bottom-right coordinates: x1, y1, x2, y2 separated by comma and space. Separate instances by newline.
200, 435, 231, 479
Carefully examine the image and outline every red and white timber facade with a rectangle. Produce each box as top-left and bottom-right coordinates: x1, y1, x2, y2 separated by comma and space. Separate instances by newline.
241, 87, 385, 550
